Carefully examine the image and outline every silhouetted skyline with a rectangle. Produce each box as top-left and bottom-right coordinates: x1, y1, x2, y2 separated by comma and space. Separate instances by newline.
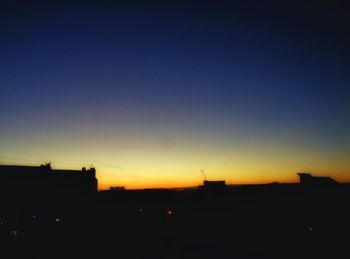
1, 0, 349, 189
0, 163, 349, 258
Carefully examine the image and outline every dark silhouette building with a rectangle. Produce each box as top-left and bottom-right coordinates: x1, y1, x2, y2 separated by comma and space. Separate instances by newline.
298, 172, 339, 187
0, 164, 98, 203
109, 186, 126, 191
199, 180, 226, 191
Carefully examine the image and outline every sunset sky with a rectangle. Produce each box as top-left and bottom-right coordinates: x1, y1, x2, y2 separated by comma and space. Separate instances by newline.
1, 1, 349, 189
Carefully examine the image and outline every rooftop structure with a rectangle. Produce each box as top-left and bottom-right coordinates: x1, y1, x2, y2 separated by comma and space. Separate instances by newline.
0, 164, 98, 198
298, 172, 339, 187
199, 180, 227, 191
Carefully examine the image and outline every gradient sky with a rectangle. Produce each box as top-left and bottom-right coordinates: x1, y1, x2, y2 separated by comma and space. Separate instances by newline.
1, 0, 350, 189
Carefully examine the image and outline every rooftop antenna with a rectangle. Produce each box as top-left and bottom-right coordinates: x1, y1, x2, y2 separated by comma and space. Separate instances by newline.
45, 161, 51, 167
201, 170, 208, 181
41, 161, 51, 170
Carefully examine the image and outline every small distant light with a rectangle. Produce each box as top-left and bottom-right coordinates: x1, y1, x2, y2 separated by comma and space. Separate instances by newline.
167, 209, 173, 216
309, 227, 313, 231
32, 215, 37, 219
139, 208, 144, 213
55, 217, 60, 223
0, 219, 4, 225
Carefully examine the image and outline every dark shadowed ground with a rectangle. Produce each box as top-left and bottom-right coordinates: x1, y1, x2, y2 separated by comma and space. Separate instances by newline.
1, 184, 349, 259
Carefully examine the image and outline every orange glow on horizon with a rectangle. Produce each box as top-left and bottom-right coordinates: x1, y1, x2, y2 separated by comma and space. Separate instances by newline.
95, 166, 350, 190
1, 129, 349, 191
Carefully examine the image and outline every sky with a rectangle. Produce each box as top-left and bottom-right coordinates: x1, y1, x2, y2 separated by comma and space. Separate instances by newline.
1, 0, 350, 189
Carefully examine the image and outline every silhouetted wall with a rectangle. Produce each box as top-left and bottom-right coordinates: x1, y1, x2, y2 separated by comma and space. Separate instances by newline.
0, 164, 98, 209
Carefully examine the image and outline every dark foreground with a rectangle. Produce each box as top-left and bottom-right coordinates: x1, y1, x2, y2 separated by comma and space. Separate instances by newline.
1, 185, 349, 259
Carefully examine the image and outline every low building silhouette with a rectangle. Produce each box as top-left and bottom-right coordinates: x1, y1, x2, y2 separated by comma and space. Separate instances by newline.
298, 172, 339, 187
199, 180, 226, 191
109, 186, 126, 191
0, 164, 98, 205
